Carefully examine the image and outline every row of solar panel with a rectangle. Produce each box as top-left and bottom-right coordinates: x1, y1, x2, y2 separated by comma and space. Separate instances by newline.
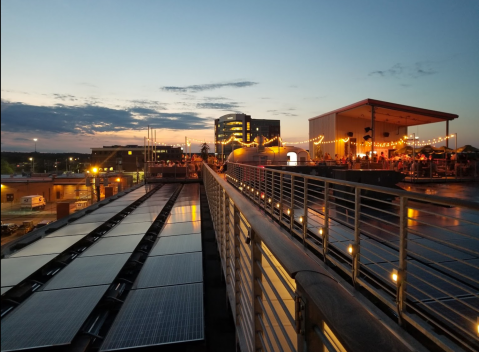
99, 183, 204, 351
1, 184, 176, 351
2, 183, 205, 351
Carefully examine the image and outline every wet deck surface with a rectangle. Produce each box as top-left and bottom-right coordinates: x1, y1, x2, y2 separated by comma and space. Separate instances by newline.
398, 181, 479, 203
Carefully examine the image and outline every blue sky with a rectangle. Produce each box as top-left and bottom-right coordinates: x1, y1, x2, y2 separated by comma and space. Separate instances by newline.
1, 0, 478, 153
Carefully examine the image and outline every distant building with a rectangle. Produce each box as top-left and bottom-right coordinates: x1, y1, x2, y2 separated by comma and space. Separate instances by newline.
91, 145, 183, 172
214, 114, 281, 159
251, 119, 281, 146
309, 99, 458, 159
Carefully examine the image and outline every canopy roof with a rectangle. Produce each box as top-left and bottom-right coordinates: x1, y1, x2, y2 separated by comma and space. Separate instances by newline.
310, 99, 458, 127
456, 145, 479, 153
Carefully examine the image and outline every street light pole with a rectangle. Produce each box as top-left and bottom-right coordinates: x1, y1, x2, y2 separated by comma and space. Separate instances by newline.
29, 157, 34, 173
33, 138, 38, 153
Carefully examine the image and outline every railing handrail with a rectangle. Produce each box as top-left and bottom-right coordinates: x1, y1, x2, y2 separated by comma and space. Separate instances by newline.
203, 163, 426, 352
231, 162, 479, 209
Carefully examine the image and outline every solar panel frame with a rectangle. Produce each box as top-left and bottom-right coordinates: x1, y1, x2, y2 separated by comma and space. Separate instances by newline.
79, 234, 145, 257
100, 283, 204, 351
104, 222, 153, 238
45, 222, 105, 238
149, 234, 202, 257
159, 221, 201, 237
41, 253, 131, 291
1, 286, 13, 295
10, 234, 87, 258
135, 252, 203, 289
1, 285, 109, 352
1, 254, 58, 287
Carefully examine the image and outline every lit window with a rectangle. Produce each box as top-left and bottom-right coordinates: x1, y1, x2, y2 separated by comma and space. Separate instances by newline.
247, 134, 250, 141
246, 122, 250, 130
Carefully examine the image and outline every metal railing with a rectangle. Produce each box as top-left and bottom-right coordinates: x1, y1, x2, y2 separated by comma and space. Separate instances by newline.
210, 162, 479, 352
204, 164, 440, 352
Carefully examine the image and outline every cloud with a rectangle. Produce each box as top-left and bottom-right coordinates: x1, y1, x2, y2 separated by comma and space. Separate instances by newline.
0, 101, 212, 135
53, 93, 78, 102
266, 109, 298, 117
196, 102, 240, 110
369, 62, 438, 79
161, 81, 258, 93
129, 99, 167, 109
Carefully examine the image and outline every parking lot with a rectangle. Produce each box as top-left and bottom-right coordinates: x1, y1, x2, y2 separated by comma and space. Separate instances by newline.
1, 202, 59, 246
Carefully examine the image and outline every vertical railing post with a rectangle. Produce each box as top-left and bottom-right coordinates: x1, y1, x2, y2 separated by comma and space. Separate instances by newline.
264, 169, 268, 209
223, 192, 229, 268
353, 187, 361, 286
251, 230, 263, 351
270, 171, 275, 214
303, 178, 308, 246
233, 204, 241, 324
290, 175, 295, 234
323, 182, 330, 261
279, 173, 284, 223
397, 196, 408, 325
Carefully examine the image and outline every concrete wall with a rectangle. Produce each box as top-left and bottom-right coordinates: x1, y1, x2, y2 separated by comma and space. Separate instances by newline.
1, 181, 53, 203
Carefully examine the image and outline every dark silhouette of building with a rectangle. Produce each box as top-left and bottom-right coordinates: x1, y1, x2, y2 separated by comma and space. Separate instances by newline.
91, 145, 183, 172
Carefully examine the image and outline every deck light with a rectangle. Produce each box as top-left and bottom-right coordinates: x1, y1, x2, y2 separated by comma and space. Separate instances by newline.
256, 191, 259, 195
392, 269, 399, 283
276, 203, 280, 208
268, 198, 271, 203
287, 209, 291, 215
261, 193, 265, 199
348, 244, 358, 255
299, 216, 303, 223
319, 228, 323, 236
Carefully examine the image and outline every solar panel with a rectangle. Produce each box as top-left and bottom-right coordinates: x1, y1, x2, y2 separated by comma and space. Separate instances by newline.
42, 253, 131, 291
135, 252, 202, 289
104, 222, 152, 238
1, 254, 57, 287
92, 205, 130, 214
139, 200, 170, 207
130, 205, 166, 215
149, 234, 202, 257
173, 201, 200, 208
120, 212, 161, 224
80, 234, 145, 257
100, 283, 204, 351
160, 221, 201, 237
45, 222, 105, 238
167, 211, 201, 224
10, 235, 87, 258
71, 213, 119, 224
176, 194, 200, 202
1, 285, 109, 351
169, 206, 200, 215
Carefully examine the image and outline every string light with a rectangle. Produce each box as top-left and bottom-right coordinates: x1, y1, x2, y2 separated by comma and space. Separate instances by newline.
148, 133, 456, 150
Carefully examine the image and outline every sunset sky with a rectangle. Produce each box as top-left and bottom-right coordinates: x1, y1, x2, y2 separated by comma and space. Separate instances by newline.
2, 0, 478, 153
